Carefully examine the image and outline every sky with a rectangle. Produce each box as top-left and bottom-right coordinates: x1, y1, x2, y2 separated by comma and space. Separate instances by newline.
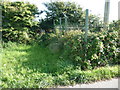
10, 0, 120, 22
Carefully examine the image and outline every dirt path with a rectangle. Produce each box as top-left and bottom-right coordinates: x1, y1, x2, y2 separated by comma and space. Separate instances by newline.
59, 78, 119, 88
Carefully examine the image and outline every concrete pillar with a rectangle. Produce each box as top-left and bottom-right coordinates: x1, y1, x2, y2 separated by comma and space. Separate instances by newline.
118, 1, 120, 20
104, 0, 110, 24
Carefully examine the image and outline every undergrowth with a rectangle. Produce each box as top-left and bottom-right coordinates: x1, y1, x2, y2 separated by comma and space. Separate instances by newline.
0, 42, 119, 88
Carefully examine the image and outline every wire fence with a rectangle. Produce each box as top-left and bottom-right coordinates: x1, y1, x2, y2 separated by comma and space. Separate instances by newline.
54, 16, 103, 32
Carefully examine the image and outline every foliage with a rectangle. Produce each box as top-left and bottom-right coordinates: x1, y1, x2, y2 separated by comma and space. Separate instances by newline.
1, 42, 73, 88
40, 1, 84, 31
42, 28, 119, 70
1, 43, 119, 88
1, 1, 40, 43
68, 65, 119, 84
1, 0, 119, 88
40, 1, 102, 32
89, 15, 103, 32
62, 30, 119, 70
109, 20, 120, 31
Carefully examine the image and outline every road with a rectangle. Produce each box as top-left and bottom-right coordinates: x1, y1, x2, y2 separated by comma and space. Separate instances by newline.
58, 78, 119, 88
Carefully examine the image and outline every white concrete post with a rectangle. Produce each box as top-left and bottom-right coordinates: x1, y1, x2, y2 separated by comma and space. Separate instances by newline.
118, 1, 120, 20
104, 0, 110, 29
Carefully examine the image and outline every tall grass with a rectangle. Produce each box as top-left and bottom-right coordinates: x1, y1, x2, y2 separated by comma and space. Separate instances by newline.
1, 42, 119, 88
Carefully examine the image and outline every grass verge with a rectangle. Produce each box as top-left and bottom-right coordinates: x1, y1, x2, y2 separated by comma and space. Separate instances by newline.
0, 42, 119, 88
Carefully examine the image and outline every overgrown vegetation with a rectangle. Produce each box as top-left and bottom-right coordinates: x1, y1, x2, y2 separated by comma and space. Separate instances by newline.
1, 0, 119, 88
1, 42, 119, 88
40, 29, 119, 70
40, 1, 103, 32
1, 1, 39, 43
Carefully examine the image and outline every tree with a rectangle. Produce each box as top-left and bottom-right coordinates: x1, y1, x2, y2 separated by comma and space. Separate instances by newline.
40, 1, 84, 31
88, 14, 103, 32
40, 1, 103, 32
1, 1, 40, 43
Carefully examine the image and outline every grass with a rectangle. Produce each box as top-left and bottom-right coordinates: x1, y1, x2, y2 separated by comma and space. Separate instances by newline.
0, 42, 119, 88
1, 42, 74, 88
2, 42, 73, 73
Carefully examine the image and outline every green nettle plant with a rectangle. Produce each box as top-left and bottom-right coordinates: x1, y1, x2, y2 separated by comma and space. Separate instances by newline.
1, 1, 39, 43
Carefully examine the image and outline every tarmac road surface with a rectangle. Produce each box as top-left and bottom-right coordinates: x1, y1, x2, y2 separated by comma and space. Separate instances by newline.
58, 78, 119, 88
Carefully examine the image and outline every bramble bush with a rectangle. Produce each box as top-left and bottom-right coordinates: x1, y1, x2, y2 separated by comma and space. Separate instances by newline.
42, 29, 119, 70
63, 30, 119, 70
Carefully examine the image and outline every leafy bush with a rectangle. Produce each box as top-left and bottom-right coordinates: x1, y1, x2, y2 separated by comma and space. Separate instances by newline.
1, 1, 39, 43
1, 42, 119, 88
68, 65, 119, 84
61, 30, 119, 70
42, 29, 119, 70
109, 20, 120, 31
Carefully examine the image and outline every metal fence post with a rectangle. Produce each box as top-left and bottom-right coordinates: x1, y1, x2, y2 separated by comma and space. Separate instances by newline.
63, 13, 68, 31
0, 2, 2, 72
59, 17, 62, 30
84, 9, 89, 61
85, 9, 89, 43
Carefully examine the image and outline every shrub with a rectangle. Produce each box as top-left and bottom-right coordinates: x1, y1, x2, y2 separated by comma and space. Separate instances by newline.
1, 42, 119, 88
40, 29, 118, 70
53, 74, 70, 86
68, 65, 119, 84
62, 30, 119, 70
1, 1, 39, 43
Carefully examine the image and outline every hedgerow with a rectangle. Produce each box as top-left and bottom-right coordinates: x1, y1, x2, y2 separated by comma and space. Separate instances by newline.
42, 29, 119, 70
1, 1, 39, 43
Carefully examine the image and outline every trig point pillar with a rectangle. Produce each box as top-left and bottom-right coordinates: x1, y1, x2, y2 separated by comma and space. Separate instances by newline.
103, 0, 110, 29
118, 1, 120, 20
